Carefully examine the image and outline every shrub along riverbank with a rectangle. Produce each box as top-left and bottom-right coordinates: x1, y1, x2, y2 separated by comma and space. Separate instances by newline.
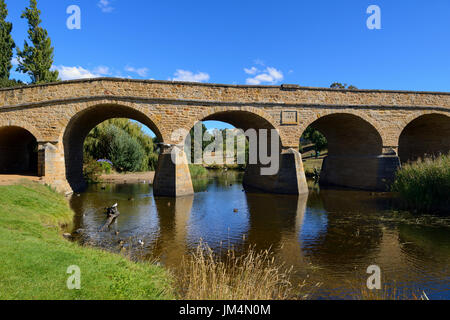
0, 182, 173, 300
392, 154, 450, 213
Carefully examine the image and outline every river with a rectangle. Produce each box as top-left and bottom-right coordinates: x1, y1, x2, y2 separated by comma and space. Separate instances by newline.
70, 171, 450, 299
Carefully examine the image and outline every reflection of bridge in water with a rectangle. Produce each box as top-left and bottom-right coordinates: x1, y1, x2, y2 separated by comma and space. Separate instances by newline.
69, 176, 449, 298
1, 78, 449, 196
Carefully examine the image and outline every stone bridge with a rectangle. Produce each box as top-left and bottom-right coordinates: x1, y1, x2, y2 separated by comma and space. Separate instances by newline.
0, 78, 449, 196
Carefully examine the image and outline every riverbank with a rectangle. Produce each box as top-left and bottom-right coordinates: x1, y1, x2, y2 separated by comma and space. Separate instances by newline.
100, 172, 155, 184
0, 175, 41, 186
0, 182, 173, 300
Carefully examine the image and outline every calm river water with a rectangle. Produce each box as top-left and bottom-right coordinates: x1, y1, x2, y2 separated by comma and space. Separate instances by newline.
70, 171, 450, 299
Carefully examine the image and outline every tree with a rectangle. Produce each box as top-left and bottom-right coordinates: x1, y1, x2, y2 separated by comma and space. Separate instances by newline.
330, 82, 357, 90
0, 0, 15, 80
188, 122, 213, 163
16, 0, 58, 83
84, 119, 160, 172
301, 126, 328, 155
0, 78, 23, 88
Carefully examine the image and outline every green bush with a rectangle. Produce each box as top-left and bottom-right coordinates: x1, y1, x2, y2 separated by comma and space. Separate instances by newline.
0, 78, 23, 88
83, 158, 103, 183
189, 164, 208, 179
107, 126, 145, 172
148, 152, 159, 171
84, 119, 159, 173
99, 161, 113, 174
391, 154, 450, 213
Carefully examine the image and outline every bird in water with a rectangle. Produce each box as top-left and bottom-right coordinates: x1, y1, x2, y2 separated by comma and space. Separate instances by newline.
138, 239, 145, 247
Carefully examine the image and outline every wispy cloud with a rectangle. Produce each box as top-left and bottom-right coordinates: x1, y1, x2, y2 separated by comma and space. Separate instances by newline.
93, 66, 111, 75
52, 65, 112, 80
244, 67, 258, 75
170, 70, 210, 82
98, 0, 114, 13
245, 66, 284, 85
124, 66, 149, 77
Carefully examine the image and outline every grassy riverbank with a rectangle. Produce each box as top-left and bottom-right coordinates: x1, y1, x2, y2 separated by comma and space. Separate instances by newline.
392, 154, 450, 213
0, 182, 173, 300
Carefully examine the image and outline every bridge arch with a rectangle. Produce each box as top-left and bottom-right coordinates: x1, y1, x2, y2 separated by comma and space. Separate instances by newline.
62, 102, 164, 192
0, 125, 38, 175
299, 112, 395, 191
0, 120, 43, 142
190, 106, 284, 145
184, 107, 282, 164
301, 112, 383, 157
398, 112, 450, 163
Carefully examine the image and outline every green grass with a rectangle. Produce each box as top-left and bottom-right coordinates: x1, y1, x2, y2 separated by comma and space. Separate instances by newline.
0, 182, 174, 300
392, 154, 450, 213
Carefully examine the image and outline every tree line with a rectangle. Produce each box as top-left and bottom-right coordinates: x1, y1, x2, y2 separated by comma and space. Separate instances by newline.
0, 0, 58, 88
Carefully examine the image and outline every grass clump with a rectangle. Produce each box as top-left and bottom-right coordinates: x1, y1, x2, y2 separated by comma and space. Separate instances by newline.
189, 164, 208, 178
175, 242, 294, 300
357, 286, 429, 300
0, 182, 173, 300
391, 154, 450, 213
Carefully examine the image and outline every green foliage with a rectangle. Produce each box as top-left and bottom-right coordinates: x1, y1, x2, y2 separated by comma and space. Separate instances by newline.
330, 82, 358, 90
188, 124, 249, 169
101, 125, 145, 172
16, 0, 58, 83
0, 183, 173, 299
392, 154, 450, 213
99, 161, 112, 174
189, 164, 208, 178
0, 78, 23, 88
0, 0, 15, 79
83, 157, 103, 183
188, 123, 213, 163
301, 126, 328, 154
84, 119, 158, 173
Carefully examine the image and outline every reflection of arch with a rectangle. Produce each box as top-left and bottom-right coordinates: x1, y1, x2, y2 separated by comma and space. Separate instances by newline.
0, 125, 38, 175
301, 113, 383, 156
398, 113, 450, 163
62, 103, 163, 192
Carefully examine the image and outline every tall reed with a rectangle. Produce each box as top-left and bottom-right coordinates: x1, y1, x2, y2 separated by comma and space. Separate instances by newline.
391, 154, 450, 213
175, 242, 294, 300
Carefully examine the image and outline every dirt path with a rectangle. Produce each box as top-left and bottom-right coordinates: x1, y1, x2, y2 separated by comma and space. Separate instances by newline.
0, 175, 42, 186
100, 172, 155, 184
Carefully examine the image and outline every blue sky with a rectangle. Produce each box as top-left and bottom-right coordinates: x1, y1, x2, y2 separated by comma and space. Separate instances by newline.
5, 0, 450, 134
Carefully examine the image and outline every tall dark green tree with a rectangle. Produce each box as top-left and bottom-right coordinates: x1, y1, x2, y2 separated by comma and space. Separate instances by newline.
0, 0, 15, 79
16, 0, 58, 83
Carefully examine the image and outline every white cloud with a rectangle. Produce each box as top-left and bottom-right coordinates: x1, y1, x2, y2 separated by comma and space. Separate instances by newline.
52, 65, 112, 80
11, 57, 19, 65
52, 66, 100, 80
125, 66, 149, 77
245, 66, 284, 85
170, 70, 210, 82
98, 0, 114, 13
93, 66, 111, 75
244, 67, 259, 75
